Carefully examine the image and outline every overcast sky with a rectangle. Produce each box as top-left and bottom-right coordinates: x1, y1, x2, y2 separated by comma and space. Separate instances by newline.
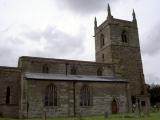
0, 0, 160, 84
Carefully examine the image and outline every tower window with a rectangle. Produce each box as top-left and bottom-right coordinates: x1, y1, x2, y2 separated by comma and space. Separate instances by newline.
100, 34, 105, 47
45, 84, 57, 106
42, 64, 49, 73
80, 85, 91, 106
121, 31, 128, 43
6, 87, 10, 104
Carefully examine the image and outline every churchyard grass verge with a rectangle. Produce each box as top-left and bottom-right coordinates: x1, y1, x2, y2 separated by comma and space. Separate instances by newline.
0, 112, 160, 120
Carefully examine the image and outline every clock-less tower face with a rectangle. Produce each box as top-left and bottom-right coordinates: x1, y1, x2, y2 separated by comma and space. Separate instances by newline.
94, 7, 146, 96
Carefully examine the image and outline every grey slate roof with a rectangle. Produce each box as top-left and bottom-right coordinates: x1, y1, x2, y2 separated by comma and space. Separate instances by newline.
24, 73, 127, 83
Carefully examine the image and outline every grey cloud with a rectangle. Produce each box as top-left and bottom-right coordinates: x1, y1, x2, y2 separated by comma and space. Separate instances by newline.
0, 25, 86, 66
0, 37, 23, 66
30, 26, 86, 58
54, 0, 119, 15
0, 47, 13, 60
23, 29, 43, 41
142, 22, 160, 55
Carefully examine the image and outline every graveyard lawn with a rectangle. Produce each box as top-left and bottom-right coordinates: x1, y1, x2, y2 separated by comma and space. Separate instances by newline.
0, 112, 160, 120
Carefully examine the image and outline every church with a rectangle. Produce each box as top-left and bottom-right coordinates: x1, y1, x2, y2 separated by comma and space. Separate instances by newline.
0, 5, 149, 118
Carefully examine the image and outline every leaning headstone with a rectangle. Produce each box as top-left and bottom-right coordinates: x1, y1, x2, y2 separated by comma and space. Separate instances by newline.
104, 111, 108, 119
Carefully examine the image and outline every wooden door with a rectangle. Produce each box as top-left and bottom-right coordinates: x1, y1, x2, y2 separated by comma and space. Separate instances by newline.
112, 99, 117, 114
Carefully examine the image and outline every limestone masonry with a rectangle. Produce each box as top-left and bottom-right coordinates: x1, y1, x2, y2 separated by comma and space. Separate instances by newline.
0, 5, 150, 118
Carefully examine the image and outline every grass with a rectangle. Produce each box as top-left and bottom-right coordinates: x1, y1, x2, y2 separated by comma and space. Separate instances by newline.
0, 112, 160, 120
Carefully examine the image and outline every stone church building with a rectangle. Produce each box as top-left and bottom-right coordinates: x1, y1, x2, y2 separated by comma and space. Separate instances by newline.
0, 5, 149, 118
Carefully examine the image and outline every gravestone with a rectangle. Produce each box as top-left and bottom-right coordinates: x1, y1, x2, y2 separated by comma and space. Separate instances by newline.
104, 111, 108, 119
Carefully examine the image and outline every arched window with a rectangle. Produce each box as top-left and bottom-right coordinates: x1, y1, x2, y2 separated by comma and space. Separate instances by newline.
100, 34, 105, 47
45, 84, 57, 106
80, 85, 91, 106
6, 87, 10, 104
121, 31, 128, 43
97, 67, 103, 76
71, 66, 77, 75
42, 64, 49, 73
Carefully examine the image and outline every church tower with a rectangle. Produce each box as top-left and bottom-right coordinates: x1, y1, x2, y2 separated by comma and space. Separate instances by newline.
94, 4, 147, 101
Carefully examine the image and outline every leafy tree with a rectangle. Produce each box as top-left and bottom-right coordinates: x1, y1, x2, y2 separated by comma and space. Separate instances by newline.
148, 84, 160, 106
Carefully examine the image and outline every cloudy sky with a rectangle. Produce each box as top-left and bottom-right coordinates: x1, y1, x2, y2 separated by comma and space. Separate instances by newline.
0, 0, 160, 84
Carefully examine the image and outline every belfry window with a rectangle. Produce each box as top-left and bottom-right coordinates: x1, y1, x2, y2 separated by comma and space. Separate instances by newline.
100, 34, 105, 47
45, 84, 57, 106
6, 87, 10, 104
80, 85, 91, 106
121, 31, 128, 43
42, 64, 49, 73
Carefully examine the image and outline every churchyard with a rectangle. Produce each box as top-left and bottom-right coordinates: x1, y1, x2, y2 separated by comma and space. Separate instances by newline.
0, 112, 159, 120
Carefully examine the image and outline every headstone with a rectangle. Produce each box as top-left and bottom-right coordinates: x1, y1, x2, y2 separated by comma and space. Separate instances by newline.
104, 111, 108, 119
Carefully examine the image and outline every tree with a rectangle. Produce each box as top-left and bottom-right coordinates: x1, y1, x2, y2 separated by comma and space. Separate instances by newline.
148, 84, 160, 106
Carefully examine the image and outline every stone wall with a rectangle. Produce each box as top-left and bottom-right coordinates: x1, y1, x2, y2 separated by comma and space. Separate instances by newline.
23, 80, 128, 118
0, 66, 21, 118
18, 56, 114, 76
110, 19, 139, 47
112, 45, 144, 95
95, 17, 146, 96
